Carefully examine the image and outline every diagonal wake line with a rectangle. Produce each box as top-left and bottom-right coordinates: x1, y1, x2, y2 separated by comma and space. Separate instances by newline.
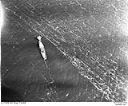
5, 3, 128, 102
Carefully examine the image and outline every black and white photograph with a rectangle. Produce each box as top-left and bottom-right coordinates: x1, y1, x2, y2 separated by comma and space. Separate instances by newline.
1, 0, 128, 104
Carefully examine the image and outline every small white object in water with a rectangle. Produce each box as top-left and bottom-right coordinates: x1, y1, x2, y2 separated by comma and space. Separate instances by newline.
37, 35, 47, 60
66, 93, 69, 97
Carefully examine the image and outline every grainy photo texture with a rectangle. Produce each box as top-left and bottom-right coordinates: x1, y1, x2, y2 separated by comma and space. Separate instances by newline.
1, 0, 128, 102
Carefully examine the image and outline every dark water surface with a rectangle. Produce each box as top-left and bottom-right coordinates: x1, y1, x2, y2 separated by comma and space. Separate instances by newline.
1, 0, 128, 102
